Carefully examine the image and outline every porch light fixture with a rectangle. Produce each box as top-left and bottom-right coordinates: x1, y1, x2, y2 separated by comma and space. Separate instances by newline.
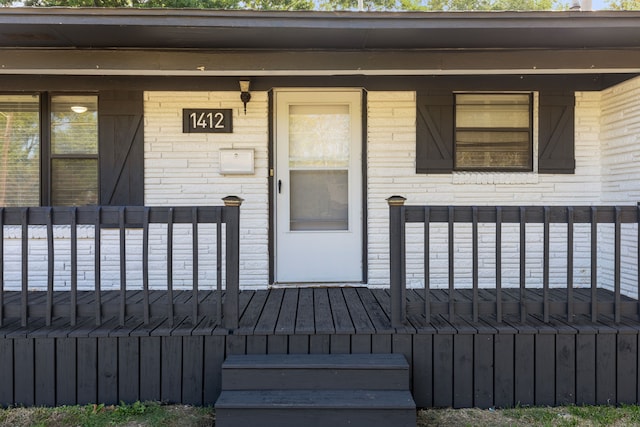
70, 105, 88, 114
239, 80, 251, 114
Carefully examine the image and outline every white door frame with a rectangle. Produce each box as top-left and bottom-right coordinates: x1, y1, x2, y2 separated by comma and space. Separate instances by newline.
273, 88, 364, 284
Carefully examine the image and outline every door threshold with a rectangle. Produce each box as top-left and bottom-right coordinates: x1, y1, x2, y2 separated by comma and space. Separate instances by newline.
270, 282, 366, 288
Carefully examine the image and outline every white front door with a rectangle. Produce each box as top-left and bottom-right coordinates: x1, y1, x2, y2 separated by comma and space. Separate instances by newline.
275, 90, 363, 283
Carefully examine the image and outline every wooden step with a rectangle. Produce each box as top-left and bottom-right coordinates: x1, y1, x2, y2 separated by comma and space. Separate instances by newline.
221, 353, 410, 390
215, 390, 416, 427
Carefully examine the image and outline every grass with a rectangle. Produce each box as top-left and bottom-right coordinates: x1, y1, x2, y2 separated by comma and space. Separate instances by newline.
421, 404, 640, 426
2, 402, 640, 426
0, 402, 214, 427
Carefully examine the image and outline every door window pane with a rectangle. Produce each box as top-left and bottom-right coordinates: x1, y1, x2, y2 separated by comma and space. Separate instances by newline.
289, 105, 350, 168
51, 95, 98, 206
290, 170, 348, 231
0, 95, 40, 207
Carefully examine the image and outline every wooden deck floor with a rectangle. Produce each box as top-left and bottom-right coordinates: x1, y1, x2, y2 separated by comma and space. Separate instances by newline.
1, 287, 639, 337
2, 287, 640, 409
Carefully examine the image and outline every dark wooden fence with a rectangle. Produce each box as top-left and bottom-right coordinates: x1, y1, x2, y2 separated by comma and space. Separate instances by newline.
388, 196, 640, 327
0, 196, 242, 330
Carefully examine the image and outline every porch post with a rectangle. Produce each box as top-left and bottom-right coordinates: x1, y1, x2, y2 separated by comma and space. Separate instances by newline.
387, 195, 407, 328
222, 196, 243, 330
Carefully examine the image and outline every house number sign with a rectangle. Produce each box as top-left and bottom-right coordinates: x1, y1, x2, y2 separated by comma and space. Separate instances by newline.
183, 109, 233, 133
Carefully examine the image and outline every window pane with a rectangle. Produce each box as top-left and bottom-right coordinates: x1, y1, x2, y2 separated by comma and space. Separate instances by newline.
456, 131, 530, 169
289, 105, 350, 168
457, 104, 530, 128
51, 95, 98, 155
0, 95, 40, 207
455, 93, 532, 171
290, 170, 348, 231
456, 94, 530, 128
51, 95, 98, 206
51, 159, 98, 206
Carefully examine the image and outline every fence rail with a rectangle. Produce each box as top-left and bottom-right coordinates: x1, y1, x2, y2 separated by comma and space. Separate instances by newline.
388, 196, 640, 327
0, 196, 242, 330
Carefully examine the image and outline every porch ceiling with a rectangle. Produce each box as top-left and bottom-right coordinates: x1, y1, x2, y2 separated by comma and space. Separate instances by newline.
1, 9, 640, 76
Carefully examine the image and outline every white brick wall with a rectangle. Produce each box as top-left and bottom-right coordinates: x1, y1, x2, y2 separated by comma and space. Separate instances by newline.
600, 76, 640, 295
4, 79, 640, 293
366, 90, 606, 288
2, 91, 270, 291
601, 77, 640, 203
144, 91, 269, 288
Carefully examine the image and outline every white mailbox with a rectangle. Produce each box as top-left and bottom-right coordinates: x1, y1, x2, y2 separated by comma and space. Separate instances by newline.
219, 149, 254, 175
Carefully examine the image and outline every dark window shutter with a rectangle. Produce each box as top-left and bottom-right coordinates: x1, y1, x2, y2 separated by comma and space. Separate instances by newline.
538, 92, 575, 174
416, 91, 454, 174
99, 90, 144, 205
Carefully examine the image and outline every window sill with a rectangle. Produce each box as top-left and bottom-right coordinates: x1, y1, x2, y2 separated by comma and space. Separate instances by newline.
452, 171, 539, 185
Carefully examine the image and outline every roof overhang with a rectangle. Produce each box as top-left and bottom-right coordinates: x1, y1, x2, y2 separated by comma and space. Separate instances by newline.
1, 8, 640, 76
2, 48, 640, 76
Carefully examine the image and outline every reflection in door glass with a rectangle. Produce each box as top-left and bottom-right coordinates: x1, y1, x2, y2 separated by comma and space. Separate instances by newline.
289, 105, 350, 168
290, 170, 348, 231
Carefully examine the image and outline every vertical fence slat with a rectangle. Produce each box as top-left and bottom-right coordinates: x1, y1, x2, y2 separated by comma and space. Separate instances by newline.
543, 206, 550, 323
472, 206, 479, 323
614, 206, 621, 324
448, 206, 455, 323
0, 207, 3, 327
223, 197, 243, 330
95, 207, 102, 326
192, 207, 199, 324
21, 207, 28, 327
388, 197, 407, 327
167, 207, 174, 327
70, 207, 77, 327
496, 206, 503, 323
637, 203, 640, 321
46, 207, 54, 327
119, 207, 127, 327
143, 207, 150, 325
519, 206, 526, 323
424, 206, 430, 321
567, 207, 574, 323
216, 219, 222, 327
591, 206, 598, 323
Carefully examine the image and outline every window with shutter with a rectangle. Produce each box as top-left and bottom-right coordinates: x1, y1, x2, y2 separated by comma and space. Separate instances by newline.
0, 90, 144, 207
416, 90, 575, 175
